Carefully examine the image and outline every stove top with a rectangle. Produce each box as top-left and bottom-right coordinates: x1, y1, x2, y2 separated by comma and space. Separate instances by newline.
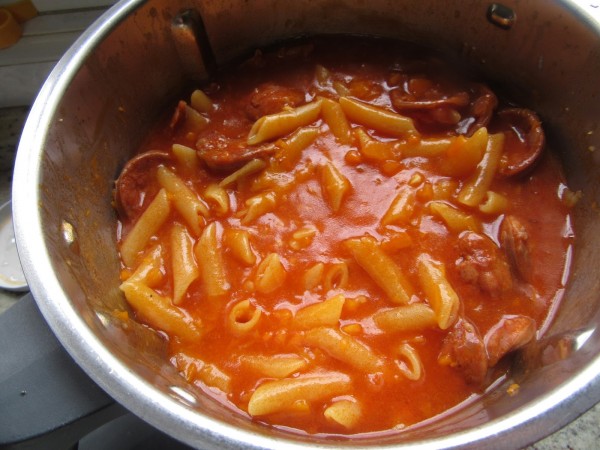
80, 414, 192, 450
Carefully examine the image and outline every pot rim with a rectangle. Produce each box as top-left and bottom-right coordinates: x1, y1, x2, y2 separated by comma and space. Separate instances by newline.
12, 0, 600, 448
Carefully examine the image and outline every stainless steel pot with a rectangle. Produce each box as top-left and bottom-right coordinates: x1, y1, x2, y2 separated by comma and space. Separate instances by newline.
10, 0, 600, 448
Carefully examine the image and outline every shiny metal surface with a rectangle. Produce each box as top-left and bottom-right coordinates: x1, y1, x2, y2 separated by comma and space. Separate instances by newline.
12, 0, 600, 448
0, 200, 28, 291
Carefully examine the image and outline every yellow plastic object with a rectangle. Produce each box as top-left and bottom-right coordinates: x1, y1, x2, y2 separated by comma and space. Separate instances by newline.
3, 0, 37, 23
0, 8, 21, 49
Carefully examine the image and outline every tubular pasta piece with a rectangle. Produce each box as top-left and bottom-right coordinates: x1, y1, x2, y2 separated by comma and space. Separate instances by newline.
194, 222, 230, 297
381, 231, 413, 253
408, 172, 425, 187
247, 372, 351, 416
190, 89, 213, 113
293, 294, 345, 329
172, 143, 199, 173
458, 133, 505, 207
171, 222, 199, 305
432, 179, 459, 200
275, 126, 320, 170
125, 244, 163, 286
373, 303, 437, 333
396, 343, 423, 381
223, 228, 256, 265
344, 235, 414, 304
176, 354, 231, 393
289, 225, 318, 250
323, 262, 349, 291
249, 164, 305, 193
255, 253, 286, 294
341, 323, 363, 335
401, 137, 453, 158
320, 97, 353, 145
219, 158, 267, 188
285, 400, 311, 414
184, 104, 209, 133
321, 161, 351, 212
381, 188, 416, 226
204, 184, 230, 216
240, 191, 277, 224
174, 352, 199, 382
247, 100, 323, 145
354, 127, 399, 161
416, 254, 459, 330
344, 294, 368, 313
120, 281, 201, 342
303, 262, 324, 290
324, 399, 362, 429
199, 363, 231, 393
228, 299, 261, 335
479, 191, 509, 214
157, 165, 208, 235
428, 201, 480, 233
120, 188, 170, 267
303, 327, 385, 373
339, 96, 417, 137
239, 354, 308, 378
439, 127, 487, 177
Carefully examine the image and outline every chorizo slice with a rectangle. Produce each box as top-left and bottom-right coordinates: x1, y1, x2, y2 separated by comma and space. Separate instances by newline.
456, 231, 513, 297
390, 78, 498, 135
169, 100, 186, 130
196, 135, 276, 172
465, 84, 498, 136
499, 215, 532, 282
114, 150, 171, 219
485, 315, 536, 367
439, 318, 488, 385
245, 83, 305, 121
389, 76, 470, 125
495, 108, 545, 177
389, 88, 470, 110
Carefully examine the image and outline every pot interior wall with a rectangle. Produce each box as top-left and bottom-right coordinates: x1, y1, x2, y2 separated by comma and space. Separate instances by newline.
30, 0, 600, 446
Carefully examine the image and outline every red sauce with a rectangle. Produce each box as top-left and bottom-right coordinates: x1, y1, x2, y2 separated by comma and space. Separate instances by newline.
115, 37, 574, 436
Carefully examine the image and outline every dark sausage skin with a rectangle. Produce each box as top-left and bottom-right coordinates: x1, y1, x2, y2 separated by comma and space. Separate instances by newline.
456, 231, 513, 297
439, 318, 488, 385
114, 150, 171, 220
485, 315, 536, 367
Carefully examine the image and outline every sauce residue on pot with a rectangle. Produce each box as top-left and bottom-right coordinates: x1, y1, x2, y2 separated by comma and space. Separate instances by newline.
114, 37, 576, 435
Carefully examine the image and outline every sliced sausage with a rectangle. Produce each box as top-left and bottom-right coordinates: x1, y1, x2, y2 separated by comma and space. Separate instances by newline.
439, 318, 488, 385
495, 108, 545, 177
485, 315, 536, 367
169, 100, 186, 130
456, 231, 513, 297
196, 135, 276, 172
499, 215, 532, 282
389, 88, 470, 110
245, 83, 305, 121
465, 84, 498, 136
115, 150, 171, 219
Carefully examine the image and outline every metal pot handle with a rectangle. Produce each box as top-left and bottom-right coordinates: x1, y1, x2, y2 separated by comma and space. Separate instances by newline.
0, 293, 126, 449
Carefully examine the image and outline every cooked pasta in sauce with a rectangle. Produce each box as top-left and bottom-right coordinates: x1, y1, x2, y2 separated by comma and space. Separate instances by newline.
115, 37, 575, 435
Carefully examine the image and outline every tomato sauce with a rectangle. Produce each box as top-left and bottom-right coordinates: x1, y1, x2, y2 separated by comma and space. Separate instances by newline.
115, 37, 574, 436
